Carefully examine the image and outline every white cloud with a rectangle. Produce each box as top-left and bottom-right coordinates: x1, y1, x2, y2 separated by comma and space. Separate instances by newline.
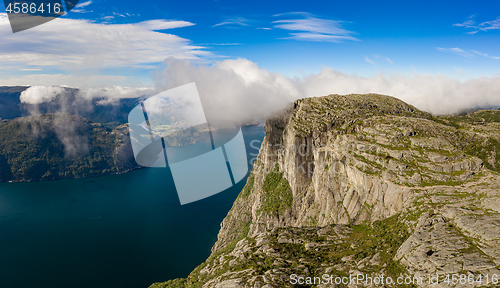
213, 17, 250, 28
372, 54, 393, 64
454, 15, 500, 34
82, 86, 156, 99
478, 17, 500, 31
453, 15, 476, 28
364, 56, 375, 66
137, 19, 195, 30
201, 43, 241, 46
273, 12, 311, 18
8, 58, 500, 120
437, 47, 500, 60
75, 0, 92, 8
0, 73, 134, 87
436, 47, 473, 57
0, 13, 207, 70
20, 85, 155, 105
154, 58, 500, 121
154, 58, 301, 122
72, 8, 91, 13
19, 84, 156, 158
365, 54, 393, 66
470, 50, 500, 60
72, 0, 93, 13
299, 69, 500, 115
20, 86, 68, 104
272, 13, 358, 42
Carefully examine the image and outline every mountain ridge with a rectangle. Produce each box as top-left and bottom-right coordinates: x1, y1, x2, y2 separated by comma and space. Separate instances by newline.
150, 93, 500, 288
0, 86, 144, 124
0, 113, 138, 182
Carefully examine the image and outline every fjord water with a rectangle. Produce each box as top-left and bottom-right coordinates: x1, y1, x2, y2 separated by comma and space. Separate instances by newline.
0, 125, 264, 288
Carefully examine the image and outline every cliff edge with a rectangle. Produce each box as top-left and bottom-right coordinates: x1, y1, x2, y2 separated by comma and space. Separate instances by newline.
152, 93, 500, 288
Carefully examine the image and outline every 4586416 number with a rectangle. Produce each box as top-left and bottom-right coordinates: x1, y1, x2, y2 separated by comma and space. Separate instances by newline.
6, 2, 62, 14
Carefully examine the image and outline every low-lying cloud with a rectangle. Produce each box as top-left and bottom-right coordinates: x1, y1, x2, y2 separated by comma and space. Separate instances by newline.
20, 85, 155, 105
20, 86, 68, 105
19, 85, 155, 157
154, 58, 500, 120
15, 58, 500, 158
300, 69, 500, 115
17, 59, 500, 126
154, 58, 301, 123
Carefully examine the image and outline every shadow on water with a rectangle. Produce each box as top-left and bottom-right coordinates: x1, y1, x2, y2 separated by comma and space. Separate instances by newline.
0, 125, 264, 288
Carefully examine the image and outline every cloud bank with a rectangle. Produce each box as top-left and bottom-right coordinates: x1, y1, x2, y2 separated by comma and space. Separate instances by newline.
0, 13, 207, 70
15, 59, 500, 157
154, 58, 301, 122
299, 69, 500, 115
20, 85, 155, 105
14, 59, 500, 123
154, 58, 500, 121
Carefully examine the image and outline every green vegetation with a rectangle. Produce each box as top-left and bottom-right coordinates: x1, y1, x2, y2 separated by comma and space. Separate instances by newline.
420, 177, 465, 187
151, 214, 414, 288
0, 114, 137, 181
260, 163, 293, 216
427, 115, 461, 129
464, 137, 500, 173
238, 175, 254, 198
291, 93, 433, 137
445, 110, 500, 125
150, 279, 186, 288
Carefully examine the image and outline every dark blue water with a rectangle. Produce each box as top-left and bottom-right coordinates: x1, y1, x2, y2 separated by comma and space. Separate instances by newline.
0, 125, 264, 288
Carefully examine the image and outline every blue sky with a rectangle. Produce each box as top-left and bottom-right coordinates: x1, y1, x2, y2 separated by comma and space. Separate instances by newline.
68, 0, 500, 76
0, 0, 499, 87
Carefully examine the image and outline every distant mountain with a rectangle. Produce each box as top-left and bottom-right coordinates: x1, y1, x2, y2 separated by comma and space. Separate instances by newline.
0, 86, 143, 125
0, 113, 138, 182
0, 86, 147, 182
0, 86, 29, 120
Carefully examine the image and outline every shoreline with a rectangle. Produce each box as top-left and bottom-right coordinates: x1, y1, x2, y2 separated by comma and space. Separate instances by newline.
0, 166, 144, 184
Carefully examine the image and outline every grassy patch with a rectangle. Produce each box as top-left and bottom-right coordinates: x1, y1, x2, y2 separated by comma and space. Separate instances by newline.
465, 137, 500, 173
238, 176, 255, 198
260, 164, 293, 216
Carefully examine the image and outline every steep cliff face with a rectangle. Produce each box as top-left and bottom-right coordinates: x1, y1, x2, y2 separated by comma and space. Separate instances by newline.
151, 94, 500, 288
212, 94, 487, 254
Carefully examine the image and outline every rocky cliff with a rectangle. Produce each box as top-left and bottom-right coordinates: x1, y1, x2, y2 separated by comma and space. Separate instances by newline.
151, 94, 500, 288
